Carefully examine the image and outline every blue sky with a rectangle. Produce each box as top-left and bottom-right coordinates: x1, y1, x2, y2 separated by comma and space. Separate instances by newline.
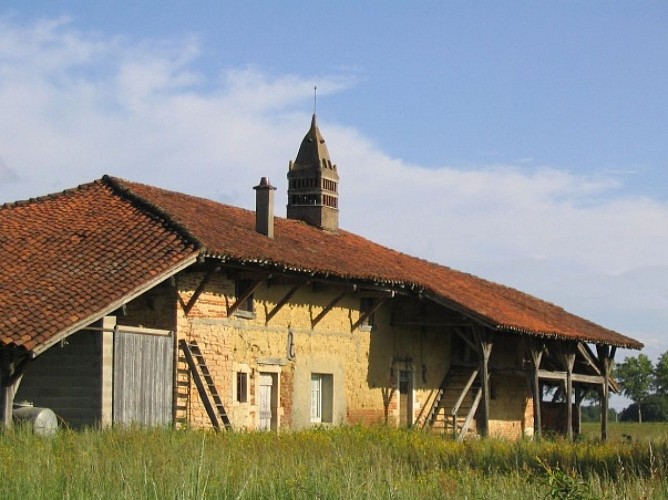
1, 2, 667, 406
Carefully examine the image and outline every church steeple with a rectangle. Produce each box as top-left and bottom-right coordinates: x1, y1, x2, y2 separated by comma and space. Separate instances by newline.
287, 114, 339, 231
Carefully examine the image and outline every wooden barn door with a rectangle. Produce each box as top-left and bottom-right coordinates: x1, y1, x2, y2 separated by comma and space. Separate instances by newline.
113, 327, 174, 426
258, 373, 275, 430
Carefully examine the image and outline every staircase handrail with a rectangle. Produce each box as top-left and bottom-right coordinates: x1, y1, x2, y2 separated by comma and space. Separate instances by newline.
449, 368, 479, 417
456, 386, 482, 442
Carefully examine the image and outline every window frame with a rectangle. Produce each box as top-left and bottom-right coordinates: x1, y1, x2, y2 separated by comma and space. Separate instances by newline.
236, 371, 249, 403
234, 278, 256, 318
310, 373, 333, 424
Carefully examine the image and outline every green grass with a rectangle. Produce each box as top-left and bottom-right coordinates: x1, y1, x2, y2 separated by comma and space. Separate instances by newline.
0, 423, 666, 499
580, 420, 668, 442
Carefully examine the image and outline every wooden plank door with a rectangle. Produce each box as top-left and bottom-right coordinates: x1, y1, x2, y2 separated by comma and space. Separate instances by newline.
258, 373, 274, 430
113, 328, 174, 426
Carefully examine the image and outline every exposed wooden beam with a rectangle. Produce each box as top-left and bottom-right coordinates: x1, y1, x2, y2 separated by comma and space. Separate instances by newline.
473, 327, 493, 438
528, 340, 544, 439
596, 344, 615, 442
33, 254, 198, 356
391, 320, 472, 328
0, 351, 30, 428
351, 295, 391, 332
537, 370, 605, 385
183, 265, 220, 316
453, 326, 478, 352
577, 342, 602, 376
311, 289, 349, 329
227, 276, 264, 317
556, 346, 577, 441
265, 283, 308, 325
425, 293, 497, 331
575, 386, 585, 437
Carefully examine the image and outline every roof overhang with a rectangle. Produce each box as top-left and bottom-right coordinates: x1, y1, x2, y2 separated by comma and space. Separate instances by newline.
31, 252, 199, 356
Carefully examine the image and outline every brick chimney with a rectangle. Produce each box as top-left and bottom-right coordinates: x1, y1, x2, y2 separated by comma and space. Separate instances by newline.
253, 177, 277, 238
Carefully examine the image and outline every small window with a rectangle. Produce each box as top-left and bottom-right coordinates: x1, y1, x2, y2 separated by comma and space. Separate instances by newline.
310, 373, 333, 423
235, 279, 255, 315
236, 372, 248, 403
360, 297, 376, 330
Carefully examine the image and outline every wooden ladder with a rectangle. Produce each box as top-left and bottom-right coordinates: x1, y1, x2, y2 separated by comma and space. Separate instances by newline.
425, 373, 450, 429
179, 339, 233, 431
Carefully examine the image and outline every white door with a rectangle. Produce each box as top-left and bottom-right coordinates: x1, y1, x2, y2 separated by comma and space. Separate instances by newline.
258, 373, 273, 430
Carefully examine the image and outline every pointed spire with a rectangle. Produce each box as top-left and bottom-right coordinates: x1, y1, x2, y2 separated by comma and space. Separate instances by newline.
292, 114, 333, 171
287, 114, 339, 231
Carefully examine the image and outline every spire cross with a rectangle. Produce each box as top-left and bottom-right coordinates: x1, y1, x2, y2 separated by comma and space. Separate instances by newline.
313, 85, 317, 115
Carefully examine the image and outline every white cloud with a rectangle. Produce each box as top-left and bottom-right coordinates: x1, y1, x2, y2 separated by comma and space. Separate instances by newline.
0, 17, 666, 370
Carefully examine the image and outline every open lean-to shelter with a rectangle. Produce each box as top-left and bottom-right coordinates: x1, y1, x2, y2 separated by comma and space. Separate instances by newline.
0, 115, 642, 440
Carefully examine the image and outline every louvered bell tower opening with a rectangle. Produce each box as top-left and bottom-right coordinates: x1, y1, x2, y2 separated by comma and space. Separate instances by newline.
287, 114, 339, 232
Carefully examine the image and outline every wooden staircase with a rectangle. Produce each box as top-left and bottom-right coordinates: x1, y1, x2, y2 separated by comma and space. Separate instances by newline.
178, 340, 232, 431
425, 366, 481, 440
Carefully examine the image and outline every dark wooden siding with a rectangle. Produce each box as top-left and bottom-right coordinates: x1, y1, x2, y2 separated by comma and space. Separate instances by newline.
16, 329, 103, 428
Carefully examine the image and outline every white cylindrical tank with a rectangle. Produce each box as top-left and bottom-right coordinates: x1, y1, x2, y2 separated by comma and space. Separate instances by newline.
13, 406, 58, 436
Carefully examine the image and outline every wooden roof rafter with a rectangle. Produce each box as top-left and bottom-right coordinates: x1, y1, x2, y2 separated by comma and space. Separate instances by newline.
266, 281, 310, 325
227, 275, 266, 317
452, 326, 478, 352
351, 292, 393, 332
311, 287, 352, 329
577, 342, 602, 376
182, 264, 221, 316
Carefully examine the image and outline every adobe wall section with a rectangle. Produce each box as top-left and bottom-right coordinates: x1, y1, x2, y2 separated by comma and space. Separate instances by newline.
174, 270, 453, 431
488, 374, 531, 439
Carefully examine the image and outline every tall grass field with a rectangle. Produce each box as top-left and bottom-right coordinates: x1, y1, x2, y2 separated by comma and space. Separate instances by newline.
0, 423, 666, 499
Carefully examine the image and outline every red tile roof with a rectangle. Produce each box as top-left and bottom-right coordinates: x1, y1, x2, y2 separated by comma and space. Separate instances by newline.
0, 180, 198, 352
108, 176, 642, 349
0, 175, 642, 353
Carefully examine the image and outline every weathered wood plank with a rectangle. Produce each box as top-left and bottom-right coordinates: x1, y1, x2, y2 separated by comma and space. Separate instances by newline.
113, 328, 174, 426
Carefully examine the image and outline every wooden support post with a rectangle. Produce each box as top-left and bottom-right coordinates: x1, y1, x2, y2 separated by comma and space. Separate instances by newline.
0, 380, 11, 428
561, 348, 576, 441
0, 350, 29, 428
574, 385, 584, 437
474, 328, 493, 438
596, 345, 615, 442
528, 341, 544, 439
1, 374, 23, 428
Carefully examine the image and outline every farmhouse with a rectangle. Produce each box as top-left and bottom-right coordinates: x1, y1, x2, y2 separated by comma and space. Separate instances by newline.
0, 116, 642, 440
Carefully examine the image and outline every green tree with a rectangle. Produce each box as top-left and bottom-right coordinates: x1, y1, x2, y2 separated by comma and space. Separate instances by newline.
614, 354, 654, 423
654, 350, 668, 396
619, 395, 668, 422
